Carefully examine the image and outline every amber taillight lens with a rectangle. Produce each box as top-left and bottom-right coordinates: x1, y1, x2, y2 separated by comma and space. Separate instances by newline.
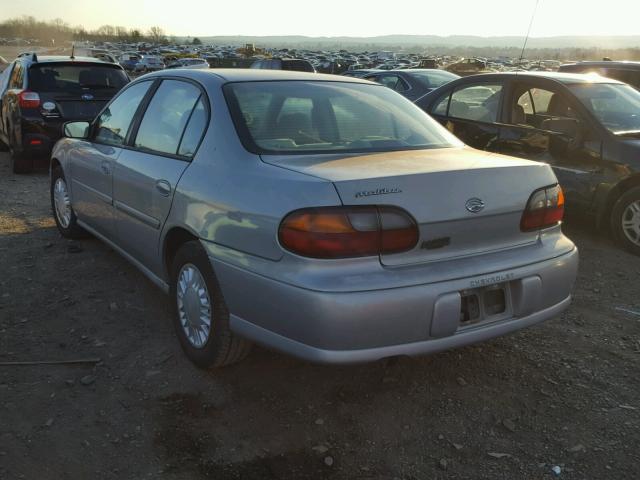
278, 206, 418, 259
520, 185, 565, 232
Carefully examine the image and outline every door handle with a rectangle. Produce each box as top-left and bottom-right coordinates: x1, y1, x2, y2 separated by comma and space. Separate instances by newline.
155, 179, 171, 196
100, 162, 110, 175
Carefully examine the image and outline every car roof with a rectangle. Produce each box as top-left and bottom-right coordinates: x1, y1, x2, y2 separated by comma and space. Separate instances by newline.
20, 55, 117, 66
561, 61, 640, 70
385, 69, 455, 74
452, 71, 624, 85
142, 68, 371, 84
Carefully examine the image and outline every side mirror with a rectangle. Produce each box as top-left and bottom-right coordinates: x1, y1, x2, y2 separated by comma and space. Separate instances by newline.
63, 121, 90, 139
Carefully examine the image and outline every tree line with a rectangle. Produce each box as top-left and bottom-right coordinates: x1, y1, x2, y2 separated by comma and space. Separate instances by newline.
1, 15, 638, 60
0, 15, 170, 45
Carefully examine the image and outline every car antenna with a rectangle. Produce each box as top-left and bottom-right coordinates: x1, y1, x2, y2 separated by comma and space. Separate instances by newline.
70, 43, 75, 60
519, 0, 540, 63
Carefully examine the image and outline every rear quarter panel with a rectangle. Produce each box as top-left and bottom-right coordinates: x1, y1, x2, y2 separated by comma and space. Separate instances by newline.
163, 76, 341, 269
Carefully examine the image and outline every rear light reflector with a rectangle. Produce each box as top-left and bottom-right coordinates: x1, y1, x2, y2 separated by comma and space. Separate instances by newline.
520, 184, 565, 232
279, 206, 419, 258
29, 139, 43, 145
18, 91, 40, 109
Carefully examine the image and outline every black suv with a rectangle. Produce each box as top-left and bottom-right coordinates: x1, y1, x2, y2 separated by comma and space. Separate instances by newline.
0, 53, 129, 173
250, 58, 316, 72
559, 61, 640, 90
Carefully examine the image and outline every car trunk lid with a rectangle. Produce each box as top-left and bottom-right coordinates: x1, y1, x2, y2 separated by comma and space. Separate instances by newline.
262, 147, 558, 266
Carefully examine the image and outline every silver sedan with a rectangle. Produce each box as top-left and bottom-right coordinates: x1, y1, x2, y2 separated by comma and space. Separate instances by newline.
50, 69, 578, 367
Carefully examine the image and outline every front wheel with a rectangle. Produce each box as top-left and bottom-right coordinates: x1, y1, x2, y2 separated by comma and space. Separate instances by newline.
51, 167, 86, 238
612, 186, 640, 256
170, 241, 252, 368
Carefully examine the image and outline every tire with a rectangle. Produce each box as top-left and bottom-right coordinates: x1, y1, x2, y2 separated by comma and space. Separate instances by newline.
611, 186, 640, 256
9, 140, 32, 174
170, 241, 252, 368
51, 166, 86, 239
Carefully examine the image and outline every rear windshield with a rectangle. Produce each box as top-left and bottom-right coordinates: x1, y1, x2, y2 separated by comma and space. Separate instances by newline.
28, 64, 129, 92
410, 70, 459, 89
282, 60, 315, 72
224, 81, 460, 155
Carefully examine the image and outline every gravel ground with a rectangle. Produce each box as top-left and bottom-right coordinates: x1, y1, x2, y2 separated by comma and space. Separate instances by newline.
0, 152, 639, 480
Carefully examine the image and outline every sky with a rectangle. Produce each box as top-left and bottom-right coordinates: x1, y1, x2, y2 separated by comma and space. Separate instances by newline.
2, 0, 640, 38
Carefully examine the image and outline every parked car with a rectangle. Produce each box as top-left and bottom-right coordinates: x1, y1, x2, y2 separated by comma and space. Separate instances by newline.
415, 71, 640, 254
135, 56, 165, 73
119, 53, 141, 72
362, 69, 460, 101
166, 58, 210, 70
559, 61, 640, 90
250, 58, 315, 72
0, 55, 9, 73
446, 58, 492, 76
0, 53, 129, 173
51, 69, 577, 368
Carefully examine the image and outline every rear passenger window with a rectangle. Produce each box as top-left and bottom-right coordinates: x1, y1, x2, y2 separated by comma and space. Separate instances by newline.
134, 80, 202, 156
94, 81, 152, 146
178, 98, 207, 158
449, 84, 503, 123
9, 63, 23, 89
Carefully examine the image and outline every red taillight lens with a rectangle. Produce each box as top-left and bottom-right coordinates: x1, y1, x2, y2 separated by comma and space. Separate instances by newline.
18, 91, 40, 109
520, 185, 565, 232
279, 206, 418, 258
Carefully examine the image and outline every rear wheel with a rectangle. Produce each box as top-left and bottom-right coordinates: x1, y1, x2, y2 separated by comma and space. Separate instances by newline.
170, 241, 252, 368
612, 186, 640, 256
51, 166, 86, 238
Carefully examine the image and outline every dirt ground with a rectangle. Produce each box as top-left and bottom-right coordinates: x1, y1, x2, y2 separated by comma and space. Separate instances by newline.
0, 151, 639, 480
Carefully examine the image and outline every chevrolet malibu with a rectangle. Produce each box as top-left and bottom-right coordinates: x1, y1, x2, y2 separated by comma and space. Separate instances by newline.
50, 70, 578, 368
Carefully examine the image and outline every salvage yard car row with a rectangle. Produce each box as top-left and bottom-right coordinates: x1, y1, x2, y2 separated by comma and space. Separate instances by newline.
0, 48, 639, 368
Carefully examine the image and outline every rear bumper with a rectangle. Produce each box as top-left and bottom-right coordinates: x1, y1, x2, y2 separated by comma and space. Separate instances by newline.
230, 296, 571, 364
19, 117, 64, 156
211, 246, 578, 364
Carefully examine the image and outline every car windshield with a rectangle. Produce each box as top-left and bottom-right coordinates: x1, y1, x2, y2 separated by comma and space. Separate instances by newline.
570, 83, 640, 135
224, 81, 461, 154
28, 64, 129, 91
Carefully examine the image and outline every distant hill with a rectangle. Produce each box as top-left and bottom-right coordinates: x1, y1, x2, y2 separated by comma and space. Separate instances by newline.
196, 34, 640, 50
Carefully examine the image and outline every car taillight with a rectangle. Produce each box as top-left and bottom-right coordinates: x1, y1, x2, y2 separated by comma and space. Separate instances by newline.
520, 184, 565, 232
18, 91, 40, 109
279, 206, 419, 259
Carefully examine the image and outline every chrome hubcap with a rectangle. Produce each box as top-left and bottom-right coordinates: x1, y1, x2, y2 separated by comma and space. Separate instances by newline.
622, 200, 640, 247
176, 263, 212, 349
53, 178, 72, 228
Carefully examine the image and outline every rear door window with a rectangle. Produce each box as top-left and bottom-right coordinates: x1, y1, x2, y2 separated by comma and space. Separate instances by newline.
28, 64, 129, 92
94, 81, 153, 146
133, 80, 202, 156
449, 83, 503, 123
9, 63, 24, 89
177, 98, 208, 158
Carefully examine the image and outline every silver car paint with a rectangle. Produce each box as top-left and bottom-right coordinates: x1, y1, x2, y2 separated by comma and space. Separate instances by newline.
51, 69, 578, 364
